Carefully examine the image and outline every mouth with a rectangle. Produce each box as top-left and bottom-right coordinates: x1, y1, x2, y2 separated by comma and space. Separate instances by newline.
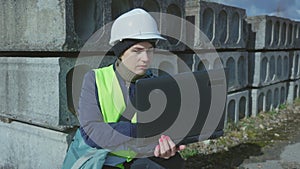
137, 65, 148, 69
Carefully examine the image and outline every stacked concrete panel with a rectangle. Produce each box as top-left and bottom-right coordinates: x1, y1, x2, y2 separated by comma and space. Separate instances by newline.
151, 52, 179, 76
289, 50, 300, 80
250, 82, 288, 116
0, 57, 79, 131
295, 21, 300, 48
248, 51, 290, 87
225, 90, 249, 123
246, 15, 294, 50
287, 78, 300, 103
245, 15, 298, 116
185, 0, 247, 49
0, 0, 186, 52
193, 52, 248, 92
0, 121, 72, 169
0, 0, 78, 51
134, 0, 186, 51
219, 52, 248, 92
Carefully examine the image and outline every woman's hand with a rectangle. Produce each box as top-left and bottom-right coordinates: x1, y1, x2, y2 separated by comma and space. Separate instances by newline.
153, 135, 186, 159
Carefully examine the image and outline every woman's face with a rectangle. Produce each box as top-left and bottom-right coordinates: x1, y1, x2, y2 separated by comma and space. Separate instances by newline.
120, 41, 154, 75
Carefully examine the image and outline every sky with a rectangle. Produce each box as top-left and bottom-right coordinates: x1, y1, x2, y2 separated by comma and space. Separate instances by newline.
204, 0, 300, 21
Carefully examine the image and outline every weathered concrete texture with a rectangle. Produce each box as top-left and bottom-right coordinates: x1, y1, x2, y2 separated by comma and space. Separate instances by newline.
151, 51, 179, 76
0, 0, 186, 52
250, 82, 288, 116
290, 50, 300, 80
287, 79, 300, 104
295, 22, 300, 48
133, 0, 186, 51
0, 0, 76, 51
219, 52, 248, 92
246, 15, 296, 50
225, 90, 249, 123
176, 53, 194, 73
0, 0, 125, 52
0, 57, 80, 130
185, 0, 247, 49
0, 121, 73, 169
193, 52, 248, 92
0, 59, 8, 117
249, 51, 290, 87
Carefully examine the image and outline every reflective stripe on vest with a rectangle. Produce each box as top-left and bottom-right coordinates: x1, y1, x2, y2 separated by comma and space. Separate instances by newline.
94, 65, 136, 162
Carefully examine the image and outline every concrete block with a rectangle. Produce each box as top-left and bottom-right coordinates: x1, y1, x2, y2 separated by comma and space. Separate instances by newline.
0, 0, 186, 52
0, 0, 77, 51
151, 51, 179, 76
193, 51, 249, 92
225, 90, 249, 124
295, 21, 300, 48
287, 79, 300, 104
250, 82, 288, 116
133, 0, 186, 51
0, 0, 111, 51
185, 0, 247, 49
289, 50, 300, 80
246, 15, 294, 50
0, 59, 8, 116
177, 53, 194, 73
0, 121, 73, 169
0, 57, 78, 130
160, 0, 186, 51
249, 51, 290, 87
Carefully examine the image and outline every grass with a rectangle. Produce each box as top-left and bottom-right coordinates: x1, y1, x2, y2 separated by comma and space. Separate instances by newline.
180, 102, 295, 160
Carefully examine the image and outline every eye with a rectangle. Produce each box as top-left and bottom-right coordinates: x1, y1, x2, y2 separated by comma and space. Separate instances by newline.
132, 49, 143, 54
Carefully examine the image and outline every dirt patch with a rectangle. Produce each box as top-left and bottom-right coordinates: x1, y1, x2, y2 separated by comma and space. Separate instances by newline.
182, 101, 300, 169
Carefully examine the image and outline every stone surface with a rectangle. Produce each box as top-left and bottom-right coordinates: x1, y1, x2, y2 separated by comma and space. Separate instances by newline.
246, 15, 295, 50
295, 21, 300, 49
185, 0, 247, 49
0, 0, 186, 52
0, 0, 77, 51
249, 51, 290, 87
250, 82, 288, 116
0, 57, 80, 130
0, 121, 74, 169
151, 51, 179, 76
289, 50, 300, 80
287, 79, 300, 104
226, 90, 249, 123
193, 51, 248, 92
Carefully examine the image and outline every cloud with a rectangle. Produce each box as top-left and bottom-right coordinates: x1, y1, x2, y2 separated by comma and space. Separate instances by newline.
201, 0, 300, 21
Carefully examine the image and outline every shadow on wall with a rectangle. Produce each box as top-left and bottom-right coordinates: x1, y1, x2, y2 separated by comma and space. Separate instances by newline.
66, 65, 91, 116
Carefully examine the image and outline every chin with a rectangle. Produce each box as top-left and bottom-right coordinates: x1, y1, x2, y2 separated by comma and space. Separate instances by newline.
135, 70, 146, 75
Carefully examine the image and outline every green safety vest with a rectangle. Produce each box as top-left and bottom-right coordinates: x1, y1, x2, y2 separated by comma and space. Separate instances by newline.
94, 65, 137, 163
94, 65, 137, 123
62, 65, 137, 169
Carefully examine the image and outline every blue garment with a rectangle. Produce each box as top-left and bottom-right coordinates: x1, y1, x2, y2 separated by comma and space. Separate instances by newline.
62, 129, 109, 169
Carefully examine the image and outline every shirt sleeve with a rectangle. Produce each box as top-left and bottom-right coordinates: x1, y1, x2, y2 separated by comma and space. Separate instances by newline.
78, 70, 137, 149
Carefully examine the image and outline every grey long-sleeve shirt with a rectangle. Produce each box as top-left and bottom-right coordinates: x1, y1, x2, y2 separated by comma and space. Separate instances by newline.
78, 67, 138, 149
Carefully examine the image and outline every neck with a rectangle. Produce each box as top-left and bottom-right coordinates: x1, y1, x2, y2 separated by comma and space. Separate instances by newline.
115, 59, 144, 83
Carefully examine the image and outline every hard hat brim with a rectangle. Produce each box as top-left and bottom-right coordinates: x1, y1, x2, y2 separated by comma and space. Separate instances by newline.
110, 34, 166, 46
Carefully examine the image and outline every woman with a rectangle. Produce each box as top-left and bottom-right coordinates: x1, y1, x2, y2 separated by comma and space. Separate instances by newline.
62, 8, 185, 169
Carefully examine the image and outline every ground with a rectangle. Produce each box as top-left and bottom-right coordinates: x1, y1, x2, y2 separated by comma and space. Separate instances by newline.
182, 100, 300, 169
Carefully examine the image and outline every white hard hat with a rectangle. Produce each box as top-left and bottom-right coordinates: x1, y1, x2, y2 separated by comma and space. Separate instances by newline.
109, 8, 165, 46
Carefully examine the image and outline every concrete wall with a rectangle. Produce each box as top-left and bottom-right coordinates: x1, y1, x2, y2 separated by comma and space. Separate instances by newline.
0, 0, 186, 52
185, 1, 300, 124
0, 121, 73, 169
1, 0, 300, 168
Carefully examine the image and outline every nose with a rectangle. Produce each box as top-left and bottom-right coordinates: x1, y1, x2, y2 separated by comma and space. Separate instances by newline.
140, 51, 151, 63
